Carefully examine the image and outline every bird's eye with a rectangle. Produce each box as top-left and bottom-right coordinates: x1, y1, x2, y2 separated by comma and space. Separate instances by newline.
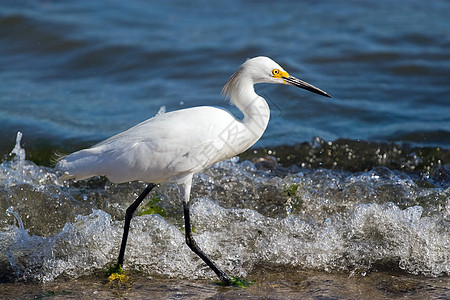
272, 69, 280, 76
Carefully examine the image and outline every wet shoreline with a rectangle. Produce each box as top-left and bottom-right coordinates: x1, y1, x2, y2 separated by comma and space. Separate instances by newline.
1, 270, 448, 300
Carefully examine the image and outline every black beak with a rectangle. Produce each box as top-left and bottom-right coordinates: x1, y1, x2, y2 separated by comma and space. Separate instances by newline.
284, 76, 332, 98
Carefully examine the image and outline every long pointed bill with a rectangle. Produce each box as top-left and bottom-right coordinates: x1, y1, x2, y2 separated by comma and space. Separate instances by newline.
284, 75, 332, 98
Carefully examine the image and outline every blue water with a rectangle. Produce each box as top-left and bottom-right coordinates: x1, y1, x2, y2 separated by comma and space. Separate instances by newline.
1, 0, 450, 292
1, 0, 449, 151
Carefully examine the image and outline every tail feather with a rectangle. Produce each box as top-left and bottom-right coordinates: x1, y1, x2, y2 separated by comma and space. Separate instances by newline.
58, 172, 76, 182
55, 148, 102, 182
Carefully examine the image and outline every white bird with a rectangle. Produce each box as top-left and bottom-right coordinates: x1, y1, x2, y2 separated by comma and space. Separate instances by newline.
56, 56, 331, 285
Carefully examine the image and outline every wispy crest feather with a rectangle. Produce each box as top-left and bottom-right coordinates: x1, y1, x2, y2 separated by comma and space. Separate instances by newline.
221, 65, 243, 100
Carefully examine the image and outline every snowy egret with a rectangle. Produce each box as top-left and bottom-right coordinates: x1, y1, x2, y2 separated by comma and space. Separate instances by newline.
56, 56, 331, 285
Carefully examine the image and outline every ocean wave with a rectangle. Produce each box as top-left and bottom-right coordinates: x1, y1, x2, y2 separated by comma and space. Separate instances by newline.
0, 133, 448, 282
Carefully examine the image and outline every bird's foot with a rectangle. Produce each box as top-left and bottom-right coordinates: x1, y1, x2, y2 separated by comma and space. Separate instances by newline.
216, 275, 254, 288
107, 264, 128, 283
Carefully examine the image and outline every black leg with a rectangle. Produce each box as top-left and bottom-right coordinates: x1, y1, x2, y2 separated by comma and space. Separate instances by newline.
183, 201, 231, 284
117, 183, 156, 267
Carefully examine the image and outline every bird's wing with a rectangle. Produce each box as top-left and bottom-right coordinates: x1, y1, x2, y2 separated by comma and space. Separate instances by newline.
57, 106, 240, 183
124, 106, 238, 181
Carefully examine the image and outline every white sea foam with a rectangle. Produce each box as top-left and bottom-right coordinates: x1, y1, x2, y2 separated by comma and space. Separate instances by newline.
0, 133, 448, 282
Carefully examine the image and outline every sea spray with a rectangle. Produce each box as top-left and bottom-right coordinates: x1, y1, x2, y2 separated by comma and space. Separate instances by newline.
0, 133, 448, 282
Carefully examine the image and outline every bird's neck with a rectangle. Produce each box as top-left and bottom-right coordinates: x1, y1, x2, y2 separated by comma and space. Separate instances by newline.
230, 80, 271, 151
241, 93, 270, 139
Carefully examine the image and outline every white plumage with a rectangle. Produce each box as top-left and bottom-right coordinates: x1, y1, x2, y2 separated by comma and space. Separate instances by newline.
57, 56, 330, 188
56, 56, 331, 284
58, 106, 242, 183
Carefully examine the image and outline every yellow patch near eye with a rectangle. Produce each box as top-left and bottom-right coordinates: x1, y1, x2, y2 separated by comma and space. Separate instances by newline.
272, 69, 290, 84
272, 69, 289, 79
272, 69, 280, 77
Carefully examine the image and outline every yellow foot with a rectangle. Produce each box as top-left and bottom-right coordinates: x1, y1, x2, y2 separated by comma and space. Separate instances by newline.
215, 275, 254, 287
107, 264, 129, 283
108, 272, 129, 283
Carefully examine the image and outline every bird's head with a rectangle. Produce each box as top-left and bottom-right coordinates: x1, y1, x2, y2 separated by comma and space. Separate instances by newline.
224, 56, 331, 98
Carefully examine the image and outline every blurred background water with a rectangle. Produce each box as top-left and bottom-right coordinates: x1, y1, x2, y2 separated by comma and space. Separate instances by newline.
0, 0, 449, 298
1, 0, 449, 154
